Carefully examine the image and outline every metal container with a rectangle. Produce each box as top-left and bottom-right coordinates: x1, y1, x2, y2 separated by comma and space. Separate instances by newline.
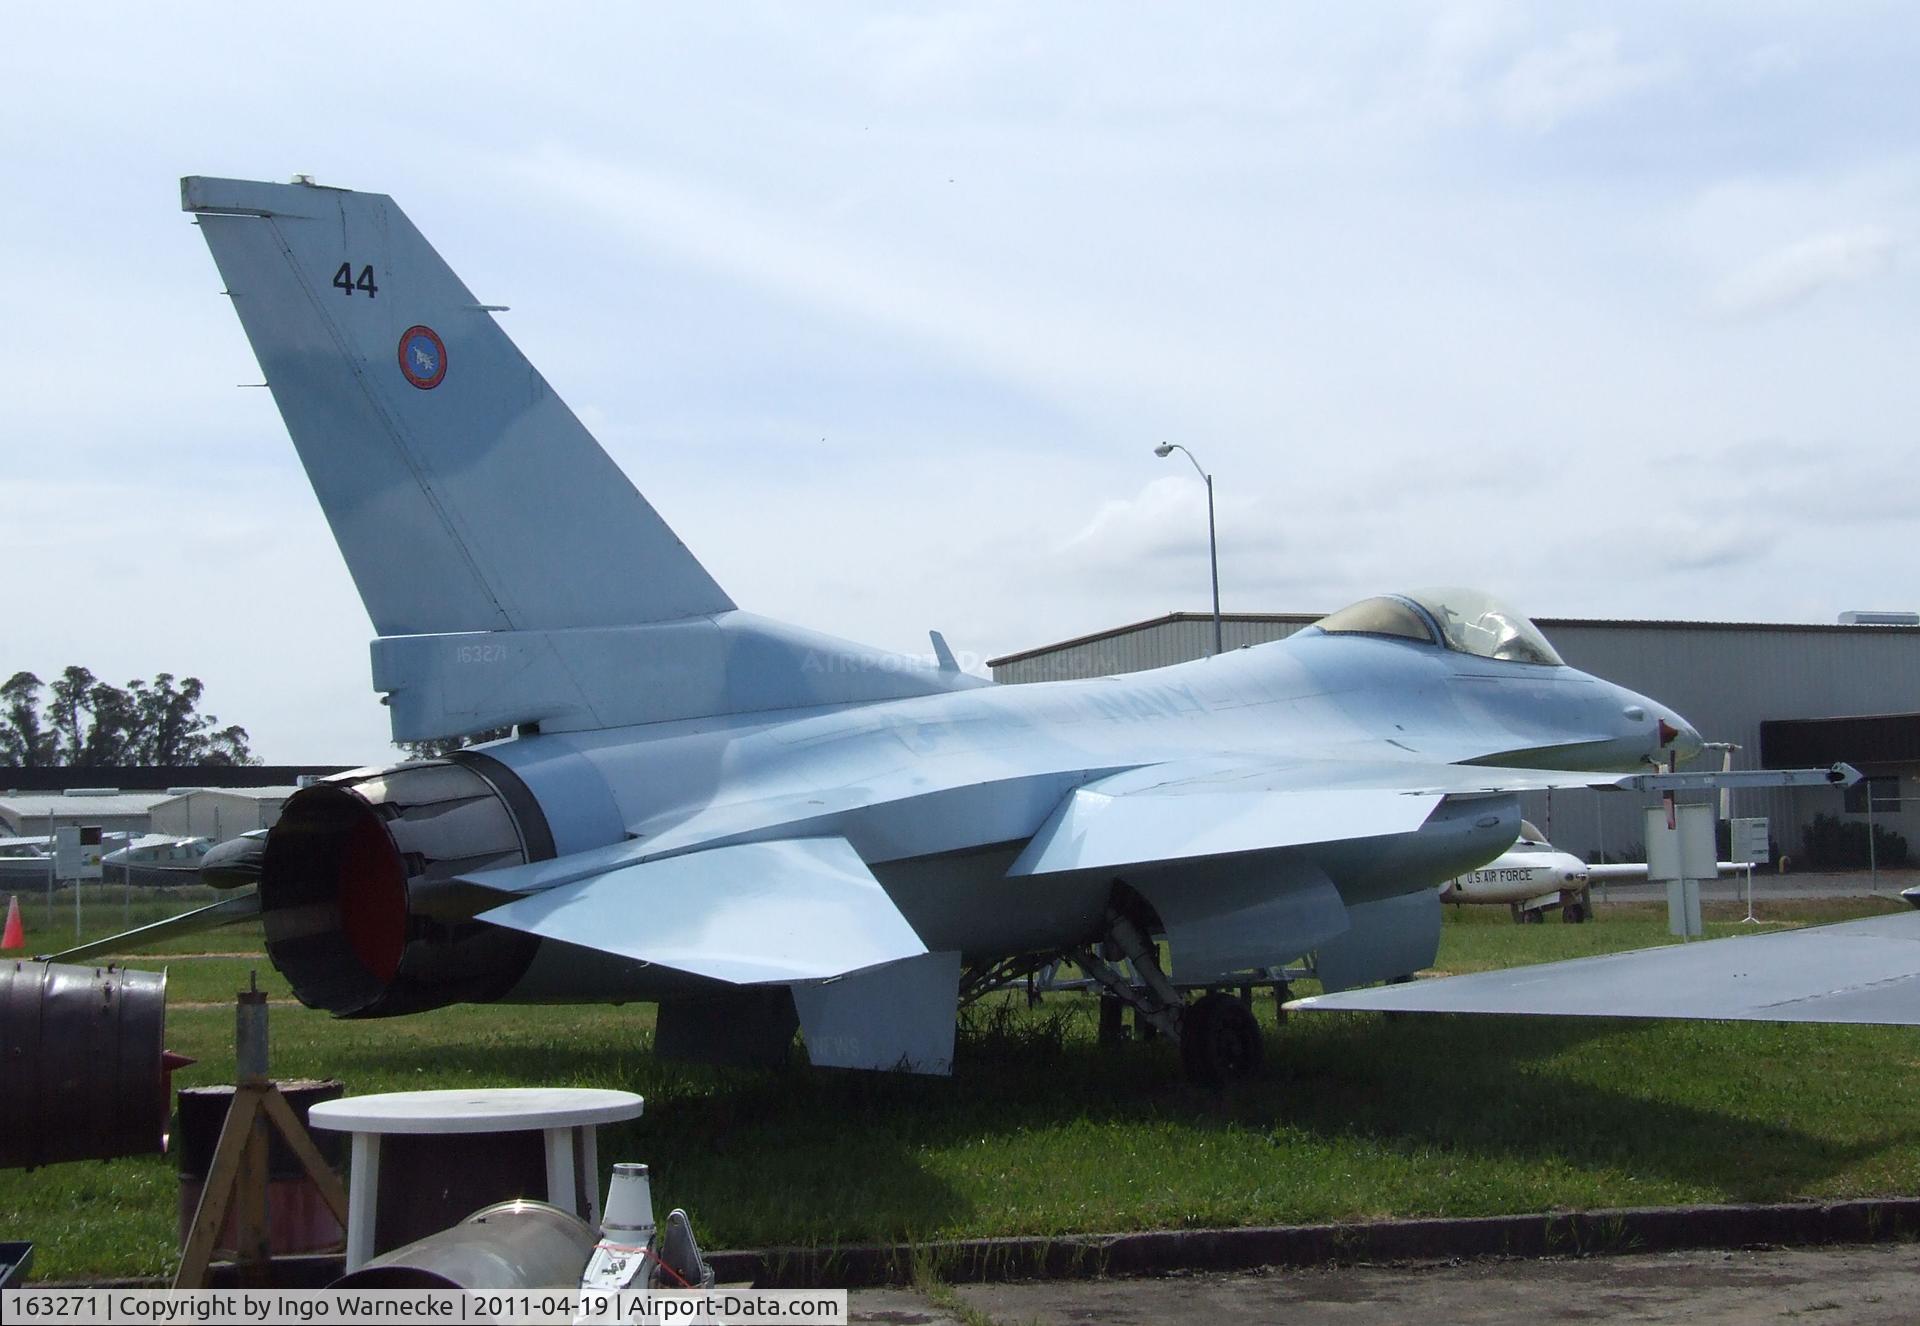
176, 1080, 347, 1255
582, 1163, 655, 1291
330, 1200, 597, 1290
0, 961, 172, 1168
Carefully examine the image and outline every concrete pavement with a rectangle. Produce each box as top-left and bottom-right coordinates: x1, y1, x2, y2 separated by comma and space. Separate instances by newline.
851, 1244, 1920, 1324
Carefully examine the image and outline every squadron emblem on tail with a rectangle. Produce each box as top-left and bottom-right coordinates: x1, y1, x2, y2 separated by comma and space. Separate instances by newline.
398, 325, 446, 389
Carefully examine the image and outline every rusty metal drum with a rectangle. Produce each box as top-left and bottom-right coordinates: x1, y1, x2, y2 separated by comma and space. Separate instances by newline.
0, 961, 172, 1168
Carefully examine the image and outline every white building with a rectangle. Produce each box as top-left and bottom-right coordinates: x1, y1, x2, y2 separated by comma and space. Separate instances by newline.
0, 785, 304, 841
149, 787, 299, 840
0, 790, 177, 839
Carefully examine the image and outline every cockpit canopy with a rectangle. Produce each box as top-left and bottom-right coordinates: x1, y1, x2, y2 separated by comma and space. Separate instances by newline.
1312, 588, 1564, 666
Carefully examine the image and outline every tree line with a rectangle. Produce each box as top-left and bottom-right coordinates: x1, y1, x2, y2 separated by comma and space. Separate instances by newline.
1, 667, 256, 767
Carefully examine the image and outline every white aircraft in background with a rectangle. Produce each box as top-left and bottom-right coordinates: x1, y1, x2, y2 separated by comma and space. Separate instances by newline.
102, 835, 216, 888
0, 831, 140, 887
1438, 821, 1747, 923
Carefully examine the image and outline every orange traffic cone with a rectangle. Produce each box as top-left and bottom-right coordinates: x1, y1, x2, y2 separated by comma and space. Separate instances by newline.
1, 895, 22, 951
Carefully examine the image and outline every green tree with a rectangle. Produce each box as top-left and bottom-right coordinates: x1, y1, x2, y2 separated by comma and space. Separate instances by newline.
0, 672, 55, 767
78, 678, 139, 766
0, 667, 257, 767
48, 666, 98, 763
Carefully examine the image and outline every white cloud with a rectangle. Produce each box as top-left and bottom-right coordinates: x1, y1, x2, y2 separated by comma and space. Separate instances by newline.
503, 151, 1256, 421
1050, 474, 1317, 611
1711, 226, 1899, 317
1492, 29, 1678, 133
1059, 475, 1217, 563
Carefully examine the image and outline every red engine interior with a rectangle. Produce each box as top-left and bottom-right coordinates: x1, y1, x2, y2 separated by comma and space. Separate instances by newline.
337, 811, 408, 985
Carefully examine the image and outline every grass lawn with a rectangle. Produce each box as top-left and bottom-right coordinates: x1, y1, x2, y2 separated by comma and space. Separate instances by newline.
6, 895, 1919, 1281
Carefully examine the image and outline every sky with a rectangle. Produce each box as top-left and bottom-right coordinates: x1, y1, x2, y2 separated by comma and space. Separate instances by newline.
3, 4, 1916, 764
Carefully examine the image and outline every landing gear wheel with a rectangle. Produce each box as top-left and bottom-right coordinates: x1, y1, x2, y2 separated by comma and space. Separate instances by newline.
1180, 992, 1264, 1086
1562, 901, 1588, 924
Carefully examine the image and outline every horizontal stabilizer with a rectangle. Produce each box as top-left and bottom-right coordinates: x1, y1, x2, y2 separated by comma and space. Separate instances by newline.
43, 891, 261, 964
1288, 910, 1920, 1024
474, 837, 927, 984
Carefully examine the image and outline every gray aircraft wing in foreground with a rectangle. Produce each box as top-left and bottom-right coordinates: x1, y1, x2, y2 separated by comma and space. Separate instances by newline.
89, 175, 1871, 1083
1288, 909, 1920, 1025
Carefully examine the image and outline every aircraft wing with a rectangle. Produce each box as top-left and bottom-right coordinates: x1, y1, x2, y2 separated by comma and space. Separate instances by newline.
1007, 776, 1442, 876
1286, 909, 1920, 1025
451, 754, 1852, 1002
1005, 758, 1850, 877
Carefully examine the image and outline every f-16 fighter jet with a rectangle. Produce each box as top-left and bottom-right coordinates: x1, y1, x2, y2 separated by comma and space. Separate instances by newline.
102, 177, 1863, 1083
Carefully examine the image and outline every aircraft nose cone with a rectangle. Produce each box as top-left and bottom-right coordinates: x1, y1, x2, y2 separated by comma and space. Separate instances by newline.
1659, 714, 1705, 765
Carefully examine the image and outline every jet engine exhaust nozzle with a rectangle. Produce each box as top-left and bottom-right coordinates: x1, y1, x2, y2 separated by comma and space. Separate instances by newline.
259, 759, 550, 1017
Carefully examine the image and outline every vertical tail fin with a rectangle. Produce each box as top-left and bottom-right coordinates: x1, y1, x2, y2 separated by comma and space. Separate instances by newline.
183, 176, 733, 637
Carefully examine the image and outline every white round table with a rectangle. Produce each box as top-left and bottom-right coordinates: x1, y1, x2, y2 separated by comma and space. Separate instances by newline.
308, 1088, 643, 1270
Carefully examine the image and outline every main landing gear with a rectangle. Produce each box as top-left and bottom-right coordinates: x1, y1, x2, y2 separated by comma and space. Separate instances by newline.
1179, 992, 1264, 1085
1071, 905, 1265, 1087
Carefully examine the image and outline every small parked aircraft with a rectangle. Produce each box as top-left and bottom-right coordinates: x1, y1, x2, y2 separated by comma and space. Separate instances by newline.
1438, 821, 1747, 923
101, 835, 216, 888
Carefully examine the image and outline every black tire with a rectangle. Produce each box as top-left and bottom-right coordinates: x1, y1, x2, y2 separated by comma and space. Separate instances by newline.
1180, 992, 1264, 1086
1562, 901, 1587, 924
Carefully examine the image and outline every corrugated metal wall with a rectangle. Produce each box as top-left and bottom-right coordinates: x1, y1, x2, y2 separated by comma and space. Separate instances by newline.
1529, 623, 1920, 862
992, 616, 1316, 683
149, 790, 289, 840
991, 615, 1920, 863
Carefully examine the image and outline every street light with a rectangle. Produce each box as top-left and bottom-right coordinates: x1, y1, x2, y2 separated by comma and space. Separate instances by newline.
1153, 442, 1222, 656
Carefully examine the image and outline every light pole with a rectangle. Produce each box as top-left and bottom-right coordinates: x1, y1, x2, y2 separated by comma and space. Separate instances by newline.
1153, 442, 1222, 656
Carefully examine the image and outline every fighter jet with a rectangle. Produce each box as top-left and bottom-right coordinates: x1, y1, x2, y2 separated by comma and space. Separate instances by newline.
98, 176, 1859, 1084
